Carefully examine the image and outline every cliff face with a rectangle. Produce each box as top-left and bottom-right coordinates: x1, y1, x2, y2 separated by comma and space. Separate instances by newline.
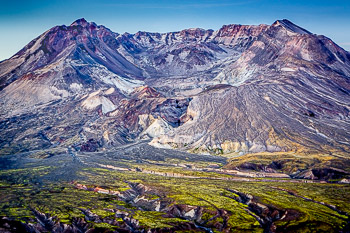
1, 18, 350, 155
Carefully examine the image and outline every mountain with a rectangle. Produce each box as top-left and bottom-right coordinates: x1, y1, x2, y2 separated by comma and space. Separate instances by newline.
1, 18, 350, 159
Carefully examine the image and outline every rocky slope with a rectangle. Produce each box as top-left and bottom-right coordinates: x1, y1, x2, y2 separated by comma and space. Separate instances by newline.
0, 18, 350, 156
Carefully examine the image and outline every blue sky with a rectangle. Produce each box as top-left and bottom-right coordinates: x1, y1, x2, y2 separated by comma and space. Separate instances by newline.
0, 0, 349, 60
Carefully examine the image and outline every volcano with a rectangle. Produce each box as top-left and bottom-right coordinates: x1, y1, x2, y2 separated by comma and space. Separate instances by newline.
0, 18, 350, 157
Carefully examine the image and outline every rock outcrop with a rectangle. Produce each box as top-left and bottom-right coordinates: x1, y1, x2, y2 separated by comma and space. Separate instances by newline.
1, 18, 350, 156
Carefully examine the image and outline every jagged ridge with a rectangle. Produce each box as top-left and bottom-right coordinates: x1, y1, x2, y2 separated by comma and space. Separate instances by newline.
0, 18, 350, 156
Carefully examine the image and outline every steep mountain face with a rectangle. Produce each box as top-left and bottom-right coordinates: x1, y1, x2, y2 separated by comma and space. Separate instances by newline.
0, 18, 350, 156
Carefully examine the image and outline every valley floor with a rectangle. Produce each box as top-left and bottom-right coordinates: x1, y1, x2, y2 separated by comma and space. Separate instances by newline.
0, 142, 349, 232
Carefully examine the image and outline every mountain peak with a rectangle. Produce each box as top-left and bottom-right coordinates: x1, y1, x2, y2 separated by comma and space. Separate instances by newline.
272, 19, 311, 34
1, 18, 350, 161
70, 18, 89, 27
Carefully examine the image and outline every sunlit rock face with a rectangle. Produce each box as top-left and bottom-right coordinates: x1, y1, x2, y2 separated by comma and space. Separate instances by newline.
0, 18, 350, 155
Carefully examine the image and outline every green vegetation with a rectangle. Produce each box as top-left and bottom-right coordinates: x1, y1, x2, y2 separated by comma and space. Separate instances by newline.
0, 160, 349, 232
226, 151, 350, 173
134, 211, 189, 229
